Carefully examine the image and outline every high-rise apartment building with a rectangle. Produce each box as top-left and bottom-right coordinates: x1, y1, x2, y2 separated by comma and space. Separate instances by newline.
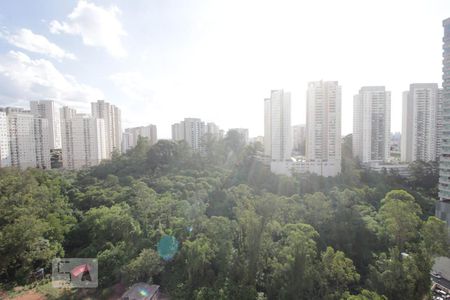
8, 113, 36, 169
402, 84, 442, 162
353, 86, 391, 163
122, 125, 158, 152
171, 123, 183, 141
30, 100, 61, 149
60, 106, 77, 120
171, 118, 206, 150
438, 18, 450, 225
61, 111, 107, 170
292, 124, 306, 155
0, 112, 11, 167
113, 106, 121, 150
264, 90, 292, 161
33, 118, 51, 169
7, 112, 50, 169
0, 107, 26, 114
306, 81, 342, 174
91, 100, 122, 156
206, 122, 223, 140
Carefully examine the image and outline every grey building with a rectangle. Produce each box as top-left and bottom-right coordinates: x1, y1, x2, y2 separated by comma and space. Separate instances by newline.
437, 18, 450, 227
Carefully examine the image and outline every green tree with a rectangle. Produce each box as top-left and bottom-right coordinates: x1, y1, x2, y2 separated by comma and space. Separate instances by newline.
202, 216, 235, 280
408, 160, 439, 191
224, 129, 246, 156
343, 289, 387, 300
234, 193, 279, 287
147, 140, 193, 173
122, 248, 163, 284
300, 192, 333, 233
378, 190, 422, 250
326, 189, 379, 277
68, 203, 141, 256
182, 235, 216, 288
267, 223, 320, 300
0, 169, 75, 284
420, 216, 449, 256
0, 216, 63, 284
320, 247, 360, 299
367, 248, 428, 300
97, 241, 130, 287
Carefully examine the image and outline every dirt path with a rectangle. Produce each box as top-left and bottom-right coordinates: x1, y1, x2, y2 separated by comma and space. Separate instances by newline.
4, 291, 46, 300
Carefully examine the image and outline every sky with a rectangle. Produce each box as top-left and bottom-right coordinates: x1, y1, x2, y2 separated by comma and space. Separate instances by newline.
0, 0, 448, 139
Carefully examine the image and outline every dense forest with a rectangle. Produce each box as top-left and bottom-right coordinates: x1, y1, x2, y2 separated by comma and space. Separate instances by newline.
0, 133, 448, 299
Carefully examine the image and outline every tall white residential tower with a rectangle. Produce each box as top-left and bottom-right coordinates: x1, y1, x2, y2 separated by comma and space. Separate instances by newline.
171, 118, 206, 150
0, 112, 10, 167
401, 83, 442, 162
305, 81, 342, 174
7, 112, 50, 169
353, 86, 391, 163
264, 90, 292, 161
30, 100, 61, 149
437, 18, 450, 226
206, 122, 222, 140
91, 100, 122, 156
60, 109, 107, 170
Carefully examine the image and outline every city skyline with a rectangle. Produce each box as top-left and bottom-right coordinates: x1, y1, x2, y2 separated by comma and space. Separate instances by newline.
0, 1, 449, 138
0, 2, 449, 296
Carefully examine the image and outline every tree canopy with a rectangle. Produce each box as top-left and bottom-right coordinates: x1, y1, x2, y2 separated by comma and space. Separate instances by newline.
0, 137, 448, 299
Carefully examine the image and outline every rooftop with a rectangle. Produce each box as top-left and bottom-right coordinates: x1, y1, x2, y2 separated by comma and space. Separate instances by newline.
432, 257, 450, 281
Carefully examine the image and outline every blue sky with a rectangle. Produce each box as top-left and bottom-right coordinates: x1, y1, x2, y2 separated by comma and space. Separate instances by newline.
0, 0, 449, 138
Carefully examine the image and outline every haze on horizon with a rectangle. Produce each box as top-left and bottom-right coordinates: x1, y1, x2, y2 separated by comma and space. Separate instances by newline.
0, 0, 448, 139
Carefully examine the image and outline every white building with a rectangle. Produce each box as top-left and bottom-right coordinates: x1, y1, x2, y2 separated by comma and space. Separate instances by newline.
91, 100, 122, 156
61, 111, 107, 170
250, 136, 264, 144
437, 18, 450, 224
305, 81, 342, 176
0, 112, 11, 167
171, 118, 206, 150
0, 107, 27, 114
365, 162, 411, 178
171, 123, 183, 141
271, 159, 341, 177
8, 112, 50, 169
60, 106, 77, 120
206, 122, 222, 139
122, 125, 158, 152
264, 90, 292, 162
33, 118, 51, 169
402, 83, 442, 162
292, 124, 306, 155
228, 128, 249, 144
30, 100, 61, 149
353, 86, 391, 163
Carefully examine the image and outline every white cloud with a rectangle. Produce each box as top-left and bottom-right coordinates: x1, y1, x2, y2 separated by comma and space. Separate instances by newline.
109, 72, 154, 102
50, 0, 126, 58
0, 50, 103, 109
0, 28, 76, 61
109, 71, 162, 128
